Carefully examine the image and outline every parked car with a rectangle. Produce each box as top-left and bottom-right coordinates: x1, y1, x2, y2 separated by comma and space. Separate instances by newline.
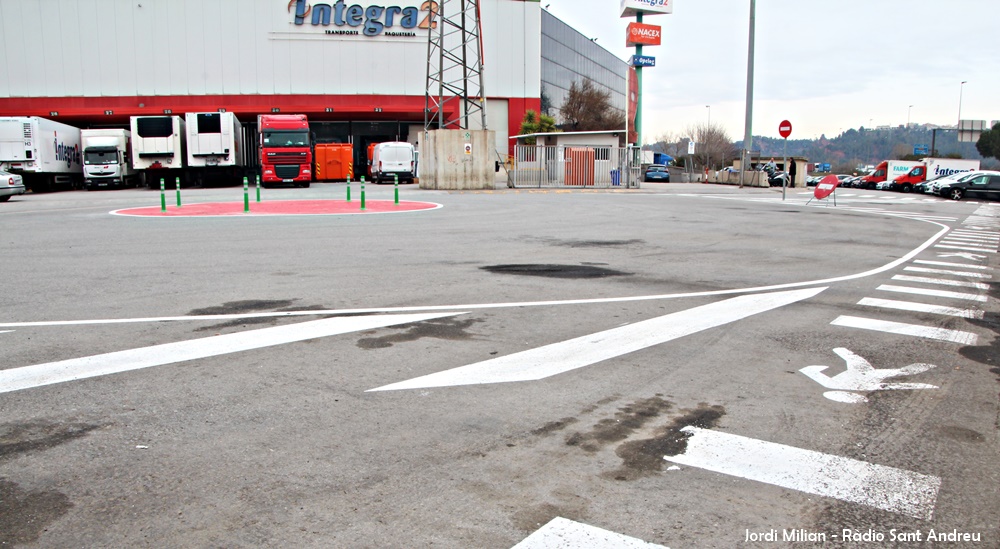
0, 169, 26, 202
924, 171, 982, 195
643, 164, 670, 182
935, 171, 1000, 201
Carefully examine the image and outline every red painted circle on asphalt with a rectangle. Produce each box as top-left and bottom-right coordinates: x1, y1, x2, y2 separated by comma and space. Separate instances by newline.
111, 199, 442, 217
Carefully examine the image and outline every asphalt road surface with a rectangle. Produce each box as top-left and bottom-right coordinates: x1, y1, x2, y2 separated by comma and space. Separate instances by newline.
1, 183, 998, 548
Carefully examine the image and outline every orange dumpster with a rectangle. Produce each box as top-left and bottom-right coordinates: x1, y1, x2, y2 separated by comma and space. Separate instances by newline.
314, 143, 354, 181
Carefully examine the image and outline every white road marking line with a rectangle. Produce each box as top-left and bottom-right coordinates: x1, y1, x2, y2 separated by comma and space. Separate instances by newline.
857, 297, 984, 319
946, 234, 1000, 241
831, 315, 978, 345
878, 284, 987, 302
951, 231, 1000, 238
1, 205, 959, 329
891, 275, 989, 289
0, 330, 12, 334
934, 244, 996, 253
512, 517, 668, 549
367, 288, 827, 392
0, 313, 462, 394
904, 266, 991, 278
914, 260, 989, 270
943, 237, 998, 245
664, 427, 941, 520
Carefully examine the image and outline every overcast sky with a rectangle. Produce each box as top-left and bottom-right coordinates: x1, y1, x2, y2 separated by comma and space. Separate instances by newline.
543, 0, 1000, 142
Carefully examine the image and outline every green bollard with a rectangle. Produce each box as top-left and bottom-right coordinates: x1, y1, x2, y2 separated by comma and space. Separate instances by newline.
346, 176, 351, 202
243, 176, 250, 213
175, 177, 181, 207
360, 176, 366, 211
159, 178, 166, 212
256, 174, 261, 203
394, 174, 399, 205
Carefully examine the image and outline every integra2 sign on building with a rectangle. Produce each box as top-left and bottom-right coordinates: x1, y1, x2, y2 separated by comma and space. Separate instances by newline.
288, 0, 438, 38
620, 0, 672, 17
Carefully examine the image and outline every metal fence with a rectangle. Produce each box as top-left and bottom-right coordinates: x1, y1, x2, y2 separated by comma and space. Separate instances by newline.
510, 145, 641, 189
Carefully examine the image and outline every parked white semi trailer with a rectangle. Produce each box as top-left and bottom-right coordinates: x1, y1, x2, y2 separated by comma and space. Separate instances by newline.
0, 116, 82, 192
185, 112, 247, 186
81, 129, 137, 190
130, 115, 186, 188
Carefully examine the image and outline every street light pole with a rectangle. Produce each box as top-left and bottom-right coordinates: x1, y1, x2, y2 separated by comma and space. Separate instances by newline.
738, 0, 756, 188
958, 80, 967, 134
706, 105, 711, 171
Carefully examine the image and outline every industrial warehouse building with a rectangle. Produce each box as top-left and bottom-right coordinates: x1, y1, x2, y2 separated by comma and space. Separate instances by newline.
0, 0, 629, 171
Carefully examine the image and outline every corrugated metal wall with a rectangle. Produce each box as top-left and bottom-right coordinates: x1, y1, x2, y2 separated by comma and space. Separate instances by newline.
0, 0, 540, 100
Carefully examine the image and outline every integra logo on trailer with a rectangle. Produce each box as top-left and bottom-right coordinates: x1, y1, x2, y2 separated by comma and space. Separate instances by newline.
54, 139, 80, 168
289, 0, 438, 37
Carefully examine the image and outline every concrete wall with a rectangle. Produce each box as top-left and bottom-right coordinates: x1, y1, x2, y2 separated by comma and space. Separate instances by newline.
419, 129, 496, 190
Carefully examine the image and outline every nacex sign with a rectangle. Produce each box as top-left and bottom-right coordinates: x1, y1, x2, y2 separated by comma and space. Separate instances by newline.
626, 22, 662, 46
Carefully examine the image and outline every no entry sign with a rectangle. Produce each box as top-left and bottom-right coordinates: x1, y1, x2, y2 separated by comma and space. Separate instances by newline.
779, 120, 793, 139
813, 175, 840, 200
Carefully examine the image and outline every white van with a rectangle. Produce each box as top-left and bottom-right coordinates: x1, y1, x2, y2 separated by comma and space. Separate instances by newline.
371, 142, 415, 183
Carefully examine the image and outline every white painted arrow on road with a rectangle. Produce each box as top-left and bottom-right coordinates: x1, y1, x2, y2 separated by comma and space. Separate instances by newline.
0, 313, 463, 394
800, 348, 937, 403
369, 287, 827, 392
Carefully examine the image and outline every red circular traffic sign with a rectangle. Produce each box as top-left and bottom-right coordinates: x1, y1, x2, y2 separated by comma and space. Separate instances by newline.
813, 174, 840, 200
779, 120, 793, 139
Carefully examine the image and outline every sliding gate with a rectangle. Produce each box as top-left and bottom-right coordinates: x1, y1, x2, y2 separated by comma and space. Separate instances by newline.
510, 145, 641, 189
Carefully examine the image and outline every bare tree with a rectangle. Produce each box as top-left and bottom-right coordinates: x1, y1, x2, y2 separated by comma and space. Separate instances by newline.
559, 80, 626, 131
681, 123, 738, 170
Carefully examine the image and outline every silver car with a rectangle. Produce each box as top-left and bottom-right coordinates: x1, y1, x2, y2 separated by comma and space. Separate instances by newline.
0, 169, 26, 202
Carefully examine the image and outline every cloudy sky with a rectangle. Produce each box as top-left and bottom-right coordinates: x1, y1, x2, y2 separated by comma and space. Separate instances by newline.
543, 0, 1000, 142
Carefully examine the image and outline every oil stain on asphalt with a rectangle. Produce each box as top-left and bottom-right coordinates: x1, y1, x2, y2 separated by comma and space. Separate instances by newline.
564, 396, 673, 453
1, 419, 101, 545
357, 316, 482, 349
605, 403, 726, 481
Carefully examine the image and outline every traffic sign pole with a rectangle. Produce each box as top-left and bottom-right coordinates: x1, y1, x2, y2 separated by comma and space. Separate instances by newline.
779, 120, 793, 201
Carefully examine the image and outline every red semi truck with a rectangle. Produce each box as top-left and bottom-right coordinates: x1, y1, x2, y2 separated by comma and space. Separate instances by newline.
258, 114, 312, 187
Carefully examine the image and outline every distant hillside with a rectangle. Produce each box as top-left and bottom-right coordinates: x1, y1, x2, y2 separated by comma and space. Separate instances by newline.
737, 125, 998, 171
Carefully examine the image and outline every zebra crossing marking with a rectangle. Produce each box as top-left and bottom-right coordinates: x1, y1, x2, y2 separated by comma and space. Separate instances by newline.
891, 275, 990, 289
877, 284, 987, 301
857, 297, 984, 319
831, 316, 977, 345
663, 427, 941, 520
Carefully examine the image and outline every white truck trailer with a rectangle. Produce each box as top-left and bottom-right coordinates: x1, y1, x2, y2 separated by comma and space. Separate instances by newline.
130, 115, 186, 188
185, 112, 247, 186
81, 129, 137, 190
0, 116, 82, 191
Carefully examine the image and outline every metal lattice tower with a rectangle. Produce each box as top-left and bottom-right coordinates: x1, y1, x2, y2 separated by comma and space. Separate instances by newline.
424, 0, 487, 131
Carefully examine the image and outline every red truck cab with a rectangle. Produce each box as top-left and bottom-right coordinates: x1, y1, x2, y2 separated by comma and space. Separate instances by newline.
258, 114, 312, 186
859, 161, 888, 189
892, 165, 927, 192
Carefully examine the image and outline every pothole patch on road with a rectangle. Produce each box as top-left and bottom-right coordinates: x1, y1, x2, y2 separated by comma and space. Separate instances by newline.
481, 264, 631, 279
